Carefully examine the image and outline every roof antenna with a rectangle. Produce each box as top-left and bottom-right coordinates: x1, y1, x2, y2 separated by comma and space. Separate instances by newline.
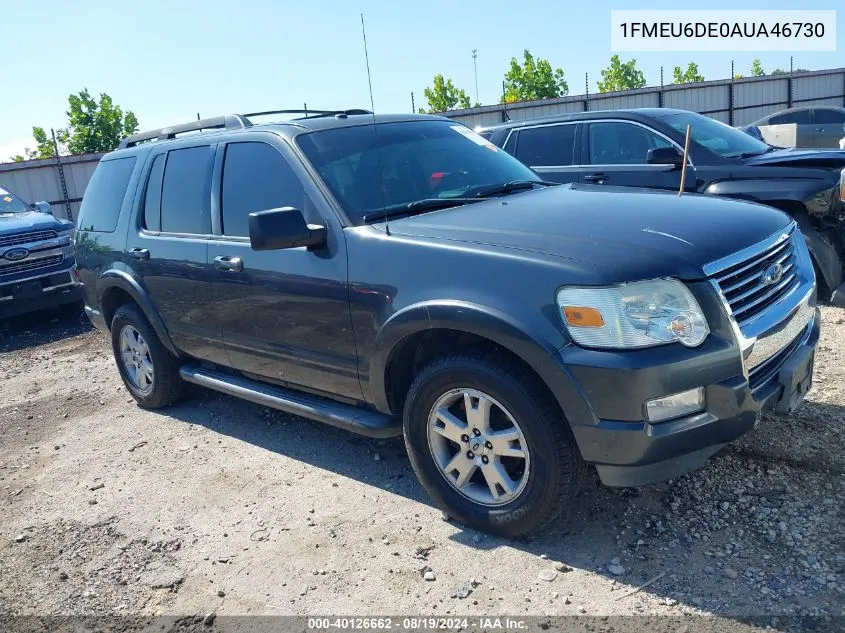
361, 12, 390, 235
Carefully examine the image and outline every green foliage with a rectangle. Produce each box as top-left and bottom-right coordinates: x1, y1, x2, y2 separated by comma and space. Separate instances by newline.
771, 67, 810, 75
597, 55, 647, 93
672, 62, 705, 84
751, 59, 765, 77
501, 49, 568, 104
421, 75, 471, 113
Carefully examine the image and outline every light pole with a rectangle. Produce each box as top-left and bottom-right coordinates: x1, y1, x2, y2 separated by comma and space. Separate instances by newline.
472, 49, 479, 104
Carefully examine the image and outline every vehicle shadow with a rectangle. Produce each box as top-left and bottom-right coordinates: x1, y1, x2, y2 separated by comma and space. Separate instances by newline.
163, 386, 843, 627
0, 304, 92, 353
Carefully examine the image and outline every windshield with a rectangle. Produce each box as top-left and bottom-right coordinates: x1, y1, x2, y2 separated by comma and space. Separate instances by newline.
0, 186, 33, 215
657, 111, 771, 158
296, 120, 540, 224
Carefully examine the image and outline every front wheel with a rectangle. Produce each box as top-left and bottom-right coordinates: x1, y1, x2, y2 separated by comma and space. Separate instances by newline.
403, 352, 585, 537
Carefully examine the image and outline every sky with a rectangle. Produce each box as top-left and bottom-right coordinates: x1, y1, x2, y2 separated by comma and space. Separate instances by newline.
1, 0, 842, 160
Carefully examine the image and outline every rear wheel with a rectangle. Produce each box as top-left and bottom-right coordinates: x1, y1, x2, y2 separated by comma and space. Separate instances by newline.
403, 352, 585, 537
110, 303, 183, 408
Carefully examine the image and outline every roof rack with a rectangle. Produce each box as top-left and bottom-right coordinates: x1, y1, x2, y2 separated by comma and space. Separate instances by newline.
118, 114, 251, 149
117, 108, 373, 149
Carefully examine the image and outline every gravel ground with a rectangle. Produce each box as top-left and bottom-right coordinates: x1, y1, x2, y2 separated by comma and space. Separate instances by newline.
0, 306, 842, 632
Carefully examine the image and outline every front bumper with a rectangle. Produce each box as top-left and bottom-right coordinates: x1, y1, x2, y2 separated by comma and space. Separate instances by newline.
561, 305, 820, 488
0, 270, 82, 319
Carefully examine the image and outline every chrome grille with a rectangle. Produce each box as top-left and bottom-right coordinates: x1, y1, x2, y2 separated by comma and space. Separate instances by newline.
0, 254, 63, 277
713, 235, 799, 325
0, 230, 58, 248
748, 328, 804, 392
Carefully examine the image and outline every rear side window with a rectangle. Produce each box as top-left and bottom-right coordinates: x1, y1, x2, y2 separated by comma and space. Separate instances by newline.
221, 142, 305, 237
514, 125, 576, 167
770, 110, 810, 125
77, 157, 136, 232
160, 146, 211, 235
143, 154, 166, 232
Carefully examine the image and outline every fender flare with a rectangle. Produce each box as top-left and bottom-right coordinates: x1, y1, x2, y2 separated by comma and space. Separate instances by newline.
794, 215, 843, 296
98, 270, 179, 357
367, 300, 595, 426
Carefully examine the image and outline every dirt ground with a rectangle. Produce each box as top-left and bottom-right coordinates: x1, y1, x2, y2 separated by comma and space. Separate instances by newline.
0, 305, 842, 632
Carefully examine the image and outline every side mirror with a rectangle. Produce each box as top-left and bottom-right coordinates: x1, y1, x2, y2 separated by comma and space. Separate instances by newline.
249, 207, 326, 251
646, 146, 684, 168
34, 201, 52, 214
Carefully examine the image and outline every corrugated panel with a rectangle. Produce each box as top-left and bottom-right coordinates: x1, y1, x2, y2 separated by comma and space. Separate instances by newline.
664, 85, 729, 115
734, 104, 789, 126
709, 111, 731, 124
63, 159, 101, 199
588, 91, 660, 111
793, 73, 845, 100
453, 111, 503, 129
792, 97, 844, 109
734, 79, 789, 108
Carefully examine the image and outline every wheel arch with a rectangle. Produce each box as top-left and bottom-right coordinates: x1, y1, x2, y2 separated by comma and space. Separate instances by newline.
98, 270, 179, 357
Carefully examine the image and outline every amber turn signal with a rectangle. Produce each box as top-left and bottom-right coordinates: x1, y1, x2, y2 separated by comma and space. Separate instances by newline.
562, 306, 605, 328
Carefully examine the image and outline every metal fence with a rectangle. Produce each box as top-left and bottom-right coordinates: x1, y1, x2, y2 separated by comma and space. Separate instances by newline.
0, 152, 105, 222
445, 67, 845, 130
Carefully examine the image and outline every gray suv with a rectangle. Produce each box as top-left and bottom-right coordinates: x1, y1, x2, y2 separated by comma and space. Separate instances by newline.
75, 110, 819, 536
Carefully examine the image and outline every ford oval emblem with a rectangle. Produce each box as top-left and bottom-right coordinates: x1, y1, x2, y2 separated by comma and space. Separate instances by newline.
3, 247, 29, 262
760, 262, 784, 286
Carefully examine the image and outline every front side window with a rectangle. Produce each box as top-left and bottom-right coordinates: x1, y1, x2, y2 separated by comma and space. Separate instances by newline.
514, 124, 577, 167
77, 157, 136, 232
296, 120, 540, 224
814, 109, 845, 125
221, 142, 305, 237
587, 122, 671, 165
160, 146, 211, 235
656, 111, 770, 158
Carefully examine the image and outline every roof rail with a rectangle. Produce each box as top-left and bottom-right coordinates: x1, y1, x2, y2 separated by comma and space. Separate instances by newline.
118, 114, 252, 149
243, 108, 372, 122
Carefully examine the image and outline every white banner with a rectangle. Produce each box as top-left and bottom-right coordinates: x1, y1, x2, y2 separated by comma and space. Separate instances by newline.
610, 10, 836, 52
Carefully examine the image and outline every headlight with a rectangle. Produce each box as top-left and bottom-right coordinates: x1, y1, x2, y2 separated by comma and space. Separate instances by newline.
556, 278, 709, 349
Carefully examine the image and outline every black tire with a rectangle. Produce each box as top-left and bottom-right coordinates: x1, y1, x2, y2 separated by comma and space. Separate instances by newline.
110, 303, 183, 409
403, 352, 586, 537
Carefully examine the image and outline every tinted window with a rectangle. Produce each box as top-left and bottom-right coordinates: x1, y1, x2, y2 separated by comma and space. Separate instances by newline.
514, 124, 577, 166
143, 153, 166, 232
659, 110, 769, 158
221, 142, 304, 237
77, 157, 136, 232
814, 109, 845, 124
297, 121, 539, 224
588, 122, 671, 165
770, 110, 811, 125
160, 146, 210, 234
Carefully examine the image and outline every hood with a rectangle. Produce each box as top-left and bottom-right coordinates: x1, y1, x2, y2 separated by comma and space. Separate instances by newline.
745, 147, 845, 168
0, 211, 71, 235
379, 184, 793, 282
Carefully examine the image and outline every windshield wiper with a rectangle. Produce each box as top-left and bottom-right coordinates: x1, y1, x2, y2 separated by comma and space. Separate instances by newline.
469, 180, 558, 198
734, 149, 769, 159
362, 198, 483, 223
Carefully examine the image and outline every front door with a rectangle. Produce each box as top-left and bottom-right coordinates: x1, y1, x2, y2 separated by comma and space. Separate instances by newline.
125, 144, 226, 364
206, 138, 362, 401
577, 120, 696, 192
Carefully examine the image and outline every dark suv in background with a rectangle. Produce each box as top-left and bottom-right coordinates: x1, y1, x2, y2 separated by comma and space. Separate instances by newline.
75, 109, 818, 536
478, 108, 845, 303
0, 184, 81, 318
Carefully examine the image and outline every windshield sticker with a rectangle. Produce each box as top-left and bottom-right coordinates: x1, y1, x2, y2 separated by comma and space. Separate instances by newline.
450, 125, 498, 151
2, 196, 12, 203
0, 187, 9, 195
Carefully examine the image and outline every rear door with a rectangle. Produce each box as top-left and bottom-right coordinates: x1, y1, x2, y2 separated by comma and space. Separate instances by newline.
503, 122, 580, 183
811, 109, 845, 148
125, 144, 226, 363
577, 120, 695, 192
206, 136, 361, 401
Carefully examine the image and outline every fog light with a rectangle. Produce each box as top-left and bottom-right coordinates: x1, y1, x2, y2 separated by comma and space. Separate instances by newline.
645, 387, 705, 422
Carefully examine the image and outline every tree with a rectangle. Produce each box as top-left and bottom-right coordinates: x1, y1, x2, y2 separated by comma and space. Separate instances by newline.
419, 74, 471, 113
63, 89, 139, 154
597, 55, 646, 93
500, 49, 568, 104
751, 59, 765, 77
672, 62, 705, 84
771, 67, 810, 75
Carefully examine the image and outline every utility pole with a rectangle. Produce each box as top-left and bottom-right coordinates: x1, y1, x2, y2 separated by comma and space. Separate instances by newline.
472, 49, 479, 104
411, 92, 415, 113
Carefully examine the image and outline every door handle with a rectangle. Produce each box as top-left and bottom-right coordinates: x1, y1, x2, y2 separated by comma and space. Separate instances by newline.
583, 172, 607, 183
128, 248, 149, 261
214, 255, 243, 272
